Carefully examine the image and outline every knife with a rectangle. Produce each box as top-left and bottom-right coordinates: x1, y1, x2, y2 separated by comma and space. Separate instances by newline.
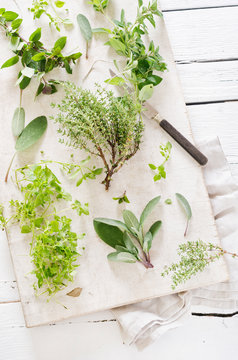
109, 69, 208, 166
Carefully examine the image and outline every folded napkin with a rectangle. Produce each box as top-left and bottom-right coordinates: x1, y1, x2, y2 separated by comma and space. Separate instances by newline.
112, 137, 238, 349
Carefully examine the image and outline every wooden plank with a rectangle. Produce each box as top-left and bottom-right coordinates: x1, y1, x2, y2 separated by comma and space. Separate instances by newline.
177, 61, 238, 103
160, 0, 238, 11
0, 0, 229, 327
0, 302, 238, 360
163, 7, 238, 61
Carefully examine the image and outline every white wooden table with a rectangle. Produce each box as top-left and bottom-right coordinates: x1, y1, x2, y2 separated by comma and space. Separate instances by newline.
1, 0, 238, 359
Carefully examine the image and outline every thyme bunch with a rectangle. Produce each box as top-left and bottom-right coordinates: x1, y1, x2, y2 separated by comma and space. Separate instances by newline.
51, 82, 144, 190
162, 240, 238, 289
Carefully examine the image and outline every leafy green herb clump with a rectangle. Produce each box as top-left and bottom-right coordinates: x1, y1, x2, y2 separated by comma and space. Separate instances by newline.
89, 0, 109, 12
29, 0, 72, 31
51, 82, 144, 190
149, 141, 172, 181
92, 0, 167, 102
9, 164, 87, 297
94, 196, 162, 268
0, 9, 81, 96
161, 240, 238, 290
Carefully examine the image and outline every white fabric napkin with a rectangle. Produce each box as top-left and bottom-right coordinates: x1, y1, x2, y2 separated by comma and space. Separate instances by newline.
112, 137, 238, 349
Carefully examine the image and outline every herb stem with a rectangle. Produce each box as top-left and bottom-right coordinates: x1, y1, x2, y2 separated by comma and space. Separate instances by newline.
5, 152, 16, 183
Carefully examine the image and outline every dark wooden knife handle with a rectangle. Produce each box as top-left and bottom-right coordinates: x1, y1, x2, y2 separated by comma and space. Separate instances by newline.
159, 119, 208, 166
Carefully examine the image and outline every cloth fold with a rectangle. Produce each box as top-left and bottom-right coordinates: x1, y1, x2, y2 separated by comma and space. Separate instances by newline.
112, 137, 238, 349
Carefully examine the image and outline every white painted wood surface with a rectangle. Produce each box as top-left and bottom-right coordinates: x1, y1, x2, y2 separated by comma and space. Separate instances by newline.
1, 0, 238, 358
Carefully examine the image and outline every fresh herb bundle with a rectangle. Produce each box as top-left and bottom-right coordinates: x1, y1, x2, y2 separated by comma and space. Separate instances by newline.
161, 240, 238, 290
7, 164, 88, 297
0, 9, 81, 96
29, 0, 72, 31
94, 196, 162, 268
149, 141, 172, 182
92, 0, 167, 102
51, 82, 144, 190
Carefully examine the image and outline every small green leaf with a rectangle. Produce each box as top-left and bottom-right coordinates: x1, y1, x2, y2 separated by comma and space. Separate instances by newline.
15, 116, 47, 152
12, 107, 25, 137
105, 77, 125, 85
105, 38, 126, 55
92, 27, 112, 34
123, 232, 138, 254
77, 14, 92, 42
53, 36, 67, 50
122, 210, 139, 233
107, 251, 137, 263
165, 198, 172, 205
11, 18, 22, 29
35, 82, 44, 97
29, 28, 41, 42
54, 0, 65, 7
2, 11, 18, 21
21, 225, 31, 233
64, 59, 72, 74
19, 76, 31, 90
0, 8, 5, 16
149, 163, 156, 170
93, 218, 125, 248
31, 53, 46, 61
139, 84, 154, 102
140, 196, 160, 225
143, 231, 153, 253
10, 35, 20, 51
1, 55, 19, 69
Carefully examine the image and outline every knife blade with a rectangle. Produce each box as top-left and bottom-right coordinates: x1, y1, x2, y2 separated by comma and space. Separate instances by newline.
109, 69, 208, 166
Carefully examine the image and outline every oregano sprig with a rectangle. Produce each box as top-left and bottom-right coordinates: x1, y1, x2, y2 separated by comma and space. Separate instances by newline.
149, 141, 172, 182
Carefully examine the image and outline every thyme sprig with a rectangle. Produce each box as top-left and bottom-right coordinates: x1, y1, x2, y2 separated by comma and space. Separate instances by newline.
51, 82, 144, 190
162, 240, 238, 290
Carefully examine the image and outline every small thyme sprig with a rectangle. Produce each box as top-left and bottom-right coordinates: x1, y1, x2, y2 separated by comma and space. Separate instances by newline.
161, 240, 238, 289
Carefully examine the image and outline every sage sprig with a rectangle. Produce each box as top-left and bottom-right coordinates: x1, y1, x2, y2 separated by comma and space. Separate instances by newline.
77, 14, 92, 59
94, 196, 162, 268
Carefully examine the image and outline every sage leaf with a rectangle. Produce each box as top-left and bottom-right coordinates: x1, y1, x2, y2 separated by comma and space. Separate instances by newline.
93, 218, 125, 248
77, 14, 92, 42
12, 107, 25, 137
29, 28, 41, 42
143, 231, 153, 253
123, 231, 138, 254
93, 217, 128, 232
15, 116, 47, 152
140, 196, 160, 225
1, 55, 19, 69
53, 36, 67, 50
176, 193, 192, 237
139, 84, 154, 102
149, 220, 162, 239
107, 251, 137, 263
123, 210, 139, 233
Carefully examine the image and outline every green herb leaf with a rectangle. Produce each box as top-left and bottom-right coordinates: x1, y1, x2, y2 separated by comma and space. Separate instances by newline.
54, 0, 65, 8
77, 14, 92, 42
105, 38, 126, 55
1, 55, 19, 69
149, 220, 162, 239
11, 18, 22, 30
93, 218, 125, 248
165, 198, 172, 205
15, 116, 47, 152
123, 210, 139, 233
105, 76, 125, 85
29, 28, 41, 42
53, 36, 67, 50
21, 67, 35, 78
143, 231, 153, 253
12, 107, 25, 137
31, 53, 46, 61
140, 196, 160, 225
107, 251, 137, 263
92, 27, 112, 34
2, 11, 18, 21
176, 193, 192, 237
139, 84, 154, 102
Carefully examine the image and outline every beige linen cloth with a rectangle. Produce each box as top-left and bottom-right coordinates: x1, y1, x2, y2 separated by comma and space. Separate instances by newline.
112, 137, 238, 349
